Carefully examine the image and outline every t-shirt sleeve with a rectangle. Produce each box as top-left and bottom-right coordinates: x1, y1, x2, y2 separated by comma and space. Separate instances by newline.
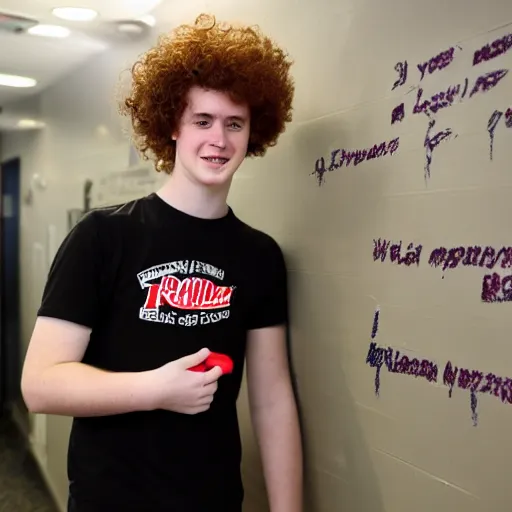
37, 212, 104, 329
245, 237, 289, 330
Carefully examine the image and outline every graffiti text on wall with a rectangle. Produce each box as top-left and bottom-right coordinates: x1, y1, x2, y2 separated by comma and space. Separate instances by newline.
412, 70, 508, 118
389, 33, 510, 183
424, 118, 456, 182
366, 308, 511, 426
314, 31, 510, 187
373, 239, 512, 303
312, 138, 400, 186
417, 47, 456, 81
473, 32, 512, 65
487, 106, 512, 160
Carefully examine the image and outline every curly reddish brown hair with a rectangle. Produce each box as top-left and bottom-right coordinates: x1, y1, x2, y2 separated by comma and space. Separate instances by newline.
118, 13, 295, 174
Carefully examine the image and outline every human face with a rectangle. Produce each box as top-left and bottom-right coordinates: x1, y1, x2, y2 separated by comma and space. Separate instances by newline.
173, 86, 250, 189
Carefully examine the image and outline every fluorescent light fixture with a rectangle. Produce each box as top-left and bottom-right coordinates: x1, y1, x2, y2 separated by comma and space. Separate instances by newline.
28, 24, 71, 38
118, 22, 144, 34
0, 73, 37, 88
52, 7, 98, 22
18, 119, 45, 129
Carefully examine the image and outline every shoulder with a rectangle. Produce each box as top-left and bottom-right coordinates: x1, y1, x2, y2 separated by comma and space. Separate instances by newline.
58, 196, 153, 264
231, 215, 285, 264
85, 195, 150, 226
76, 195, 153, 237
233, 216, 281, 248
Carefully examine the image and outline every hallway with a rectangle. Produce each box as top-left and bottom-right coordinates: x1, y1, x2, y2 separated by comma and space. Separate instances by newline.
0, 413, 57, 512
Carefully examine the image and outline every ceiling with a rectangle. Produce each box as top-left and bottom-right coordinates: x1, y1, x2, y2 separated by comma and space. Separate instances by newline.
0, 0, 163, 129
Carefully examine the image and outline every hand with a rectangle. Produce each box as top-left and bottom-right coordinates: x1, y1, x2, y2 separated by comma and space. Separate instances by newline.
148, 348, 223, 414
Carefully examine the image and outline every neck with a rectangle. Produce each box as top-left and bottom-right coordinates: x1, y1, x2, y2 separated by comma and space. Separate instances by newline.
156, 168, 231, 220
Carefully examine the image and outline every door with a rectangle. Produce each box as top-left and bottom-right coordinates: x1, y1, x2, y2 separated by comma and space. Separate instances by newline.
0, 157, 21, 414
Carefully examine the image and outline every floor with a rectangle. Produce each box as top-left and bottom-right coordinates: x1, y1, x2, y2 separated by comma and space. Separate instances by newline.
0, 412, 58, 512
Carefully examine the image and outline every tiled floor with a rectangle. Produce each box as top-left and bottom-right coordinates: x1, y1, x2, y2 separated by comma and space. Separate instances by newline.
0, 413, 57, 512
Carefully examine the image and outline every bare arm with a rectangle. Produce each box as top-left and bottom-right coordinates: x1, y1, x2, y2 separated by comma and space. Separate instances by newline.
21, 316, 157, 417
246, 324, 303, 512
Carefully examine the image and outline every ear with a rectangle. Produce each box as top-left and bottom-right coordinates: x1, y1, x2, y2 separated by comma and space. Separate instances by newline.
172, 128, 181, 141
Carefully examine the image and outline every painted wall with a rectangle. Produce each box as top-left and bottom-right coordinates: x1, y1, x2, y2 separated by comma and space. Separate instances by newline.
1, 0, 512, 510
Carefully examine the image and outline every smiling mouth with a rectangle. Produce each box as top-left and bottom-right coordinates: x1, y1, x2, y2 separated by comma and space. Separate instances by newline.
201, 157, 229, 165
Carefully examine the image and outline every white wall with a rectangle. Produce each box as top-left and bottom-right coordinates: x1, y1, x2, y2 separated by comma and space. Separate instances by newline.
2, 0, 512, 511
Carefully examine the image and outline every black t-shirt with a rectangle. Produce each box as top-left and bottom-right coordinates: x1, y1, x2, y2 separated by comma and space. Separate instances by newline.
38, 192, 288, 511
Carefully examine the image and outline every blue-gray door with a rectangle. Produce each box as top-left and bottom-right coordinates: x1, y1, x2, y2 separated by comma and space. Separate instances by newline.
0, 157, 21, 414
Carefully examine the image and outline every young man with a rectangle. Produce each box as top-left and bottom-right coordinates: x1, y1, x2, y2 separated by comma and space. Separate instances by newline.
21, 13, 302, 512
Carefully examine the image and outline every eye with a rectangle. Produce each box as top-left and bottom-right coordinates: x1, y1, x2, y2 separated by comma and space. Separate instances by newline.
195, 120, 210, 127
229, 122, 243, 130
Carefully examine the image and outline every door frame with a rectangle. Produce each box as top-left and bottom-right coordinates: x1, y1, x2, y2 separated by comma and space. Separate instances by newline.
0, 156, 22, 416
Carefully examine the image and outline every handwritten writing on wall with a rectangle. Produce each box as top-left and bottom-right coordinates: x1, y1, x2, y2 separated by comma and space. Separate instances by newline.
417, 47, 456, 81
392, 45, 458, 92
374, 239, 512, 271
413, 82, 466, 116
412, 70, 508, 117
366, 340, 439, 396
372, 238, 423, 266
487, 106, 512, 160
373, 239, 512, 303
481, 273, 512, 303
428, 245, 512, 303
424, 118, 455, 182
488, 110, 503, 160
315, 33, 510, 188
506, 108, 512, 128
391, 103, 405, 125
312, 138, 400, 186
473, 32, 512, 66
365, 308, 511, 426
390, 31, 510, 183
427, 244, 512, 271
443, 362, 512, 426
392, 61, 408, 90
470, 69, 509, 97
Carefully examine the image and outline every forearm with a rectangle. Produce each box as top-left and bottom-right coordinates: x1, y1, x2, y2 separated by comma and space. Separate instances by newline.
251, 387, 303, 512
22, 362, 155, 417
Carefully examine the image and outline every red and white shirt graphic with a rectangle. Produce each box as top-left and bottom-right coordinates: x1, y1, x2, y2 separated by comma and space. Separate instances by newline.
137, 260, 235, 327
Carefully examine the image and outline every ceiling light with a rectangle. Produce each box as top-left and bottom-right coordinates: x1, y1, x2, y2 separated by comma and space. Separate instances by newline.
0, 74, 37, 88
18, 119, 46, 129
27, 24, 71, 38
118, 22, 144, 34
52, 7, 98, 22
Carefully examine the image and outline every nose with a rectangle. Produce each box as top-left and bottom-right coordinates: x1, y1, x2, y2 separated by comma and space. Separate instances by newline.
209, 122, 227, 149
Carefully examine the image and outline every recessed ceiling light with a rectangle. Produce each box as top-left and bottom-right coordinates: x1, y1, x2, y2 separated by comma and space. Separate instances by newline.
118, 22, 144, 34
52, 7, 98, 22
0, 73, 37, 88
27, 24, 71, 38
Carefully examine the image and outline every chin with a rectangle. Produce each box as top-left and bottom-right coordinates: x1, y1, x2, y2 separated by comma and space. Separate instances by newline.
191, 169, 232, 189
195, 161, 240, 187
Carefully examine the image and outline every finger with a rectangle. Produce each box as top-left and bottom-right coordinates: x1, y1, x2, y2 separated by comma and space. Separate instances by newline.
201, 380, 218, 393
179, 348, 210, 369
188, 405, 210, 415
199, 383, 217, 400
203, 365, 223, 384
199, 396, 214, 406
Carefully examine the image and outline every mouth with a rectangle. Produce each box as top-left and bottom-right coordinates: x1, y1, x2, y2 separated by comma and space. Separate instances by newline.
201, 156, 230, 165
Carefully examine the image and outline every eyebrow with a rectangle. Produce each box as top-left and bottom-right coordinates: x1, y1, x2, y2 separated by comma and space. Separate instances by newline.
192, 113, 247, 123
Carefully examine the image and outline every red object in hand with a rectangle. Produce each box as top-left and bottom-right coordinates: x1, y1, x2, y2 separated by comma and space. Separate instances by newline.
189, 352, 234, 375
189, 363, 207, 372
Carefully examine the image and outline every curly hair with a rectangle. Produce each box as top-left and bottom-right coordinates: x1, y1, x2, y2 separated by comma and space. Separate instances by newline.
118, 13, 295, 174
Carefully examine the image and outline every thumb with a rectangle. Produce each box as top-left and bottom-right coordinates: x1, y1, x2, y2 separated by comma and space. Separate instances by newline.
178, 348, 210, 368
